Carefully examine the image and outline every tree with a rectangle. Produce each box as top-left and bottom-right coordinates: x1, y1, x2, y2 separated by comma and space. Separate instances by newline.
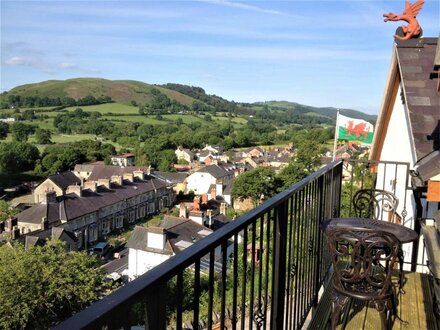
231, 167, 281, 206
0, 141, 39, 174
0, 200, 19, 222
35, 128, 52, 144
10, 122, 35, 141
0, 122, 8, 140
0, 239, 109, 328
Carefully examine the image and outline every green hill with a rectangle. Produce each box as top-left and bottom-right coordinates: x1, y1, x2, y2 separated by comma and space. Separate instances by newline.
2, 78, 196, 106
0, 78, 376, 124
255, 101, 376, 123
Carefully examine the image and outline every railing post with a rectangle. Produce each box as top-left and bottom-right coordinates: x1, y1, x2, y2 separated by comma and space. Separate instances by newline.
145, 282, 167, 330
313, 176, 325, 308
271, 201, 288, 330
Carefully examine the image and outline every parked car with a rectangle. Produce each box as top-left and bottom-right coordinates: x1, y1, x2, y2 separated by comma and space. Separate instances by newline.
92, 242, 112, 259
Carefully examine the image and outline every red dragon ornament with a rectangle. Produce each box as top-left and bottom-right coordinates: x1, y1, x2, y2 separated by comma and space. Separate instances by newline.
383, 0, 425, 40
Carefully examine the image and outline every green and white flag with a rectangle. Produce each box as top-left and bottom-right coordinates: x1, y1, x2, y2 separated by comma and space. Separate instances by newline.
337, 114, 374, 144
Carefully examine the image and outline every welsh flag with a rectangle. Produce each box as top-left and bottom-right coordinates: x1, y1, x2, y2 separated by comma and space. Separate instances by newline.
337, 114, 374, 144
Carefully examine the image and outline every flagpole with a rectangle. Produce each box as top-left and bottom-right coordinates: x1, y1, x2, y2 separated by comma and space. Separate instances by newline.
332, 110, 339, 161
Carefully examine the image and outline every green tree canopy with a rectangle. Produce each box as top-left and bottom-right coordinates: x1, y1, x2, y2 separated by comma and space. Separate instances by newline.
0, 122, 9, 140
35, 128, 52, 144
231, 167, 281, 206
0, 239, 109, 328
0, 200, 19, 222
0, 141, 39, 174
10, 122, 35, 142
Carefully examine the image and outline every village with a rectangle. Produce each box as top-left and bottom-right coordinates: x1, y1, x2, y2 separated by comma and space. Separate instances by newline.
0, 141, 369, 284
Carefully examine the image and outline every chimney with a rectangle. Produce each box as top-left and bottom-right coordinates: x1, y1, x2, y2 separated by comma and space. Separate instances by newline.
220, 202, 227, 215
210, 186, 217, 200
111, 175, 123, 185
193, 196, 200, 211
84, 180, 97, 192
6, 217, 18, 231
206, 209, 213, 228
66, 185, 82, 197
216, 182, 223, 197
41, 190, 57, 204
147, 227, 167, 250
201, 194, 208, 204
123, 173, 134, 182
41, 216, 48, 230
98, 178, 110, 189
134, 170, 144, 180
147, 165, 151, 175
179, 204, 188, 218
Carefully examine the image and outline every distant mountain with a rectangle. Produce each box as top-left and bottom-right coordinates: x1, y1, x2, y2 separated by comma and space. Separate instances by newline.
1, 78, 376, 123
253, 101, 377, 123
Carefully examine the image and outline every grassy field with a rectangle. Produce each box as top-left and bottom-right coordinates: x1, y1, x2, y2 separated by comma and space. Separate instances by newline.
65, 103, 139, 114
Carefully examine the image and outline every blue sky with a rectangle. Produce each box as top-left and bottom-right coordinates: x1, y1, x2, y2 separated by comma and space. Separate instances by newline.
1, 1, 439, 114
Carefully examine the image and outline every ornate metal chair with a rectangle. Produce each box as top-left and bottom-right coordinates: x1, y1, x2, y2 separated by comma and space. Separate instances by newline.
352, 189, 399, 223
327, 227, 400, 330
352, 189, 406, 292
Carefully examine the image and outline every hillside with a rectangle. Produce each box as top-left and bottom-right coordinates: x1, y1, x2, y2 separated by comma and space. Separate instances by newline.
1, 78, 196, 106
1, 78, 376, 124
254, 101, 377, 122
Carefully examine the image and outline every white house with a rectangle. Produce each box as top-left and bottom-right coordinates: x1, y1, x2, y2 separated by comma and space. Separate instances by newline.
185, 164, 234, 195
126, 217, 214, 280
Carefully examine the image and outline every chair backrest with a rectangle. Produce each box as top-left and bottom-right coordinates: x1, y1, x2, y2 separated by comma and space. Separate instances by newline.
327, 227, 400, 299
352, 189, 399, 223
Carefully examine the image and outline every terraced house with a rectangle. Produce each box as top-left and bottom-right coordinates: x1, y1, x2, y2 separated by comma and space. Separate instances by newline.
13, 166, 174, 249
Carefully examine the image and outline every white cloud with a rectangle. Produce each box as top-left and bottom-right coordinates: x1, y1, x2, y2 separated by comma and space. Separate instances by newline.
5, 56, 31, 65
198, 0, 290, 16
58, 62, 76, 69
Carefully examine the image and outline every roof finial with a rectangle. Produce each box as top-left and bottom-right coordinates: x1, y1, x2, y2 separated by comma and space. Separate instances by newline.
383, 0, 425, 41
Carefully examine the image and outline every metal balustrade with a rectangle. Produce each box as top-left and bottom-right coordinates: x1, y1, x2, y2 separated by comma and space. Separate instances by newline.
56, 159, 415, 330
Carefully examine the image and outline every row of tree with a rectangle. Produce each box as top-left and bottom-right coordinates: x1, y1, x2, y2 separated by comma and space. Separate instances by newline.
2, 94, 112, 109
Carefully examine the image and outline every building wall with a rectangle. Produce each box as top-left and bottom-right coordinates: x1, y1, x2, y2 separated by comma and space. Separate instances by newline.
186, 172, 214, 195
20, 178, 174, 248
128, 248, 171, 280
376, 84, 417, 270
34, 180, 63, 203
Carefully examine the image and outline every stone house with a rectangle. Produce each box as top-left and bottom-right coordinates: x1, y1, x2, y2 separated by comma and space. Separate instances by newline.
15, 170, 174, 249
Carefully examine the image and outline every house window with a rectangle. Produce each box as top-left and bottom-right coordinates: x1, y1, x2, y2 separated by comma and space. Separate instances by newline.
147, 203, 155, 214
102, 221, 111, 235
129, 211, 135, 223
88, 226, 98, 242
116, 216, 124, 229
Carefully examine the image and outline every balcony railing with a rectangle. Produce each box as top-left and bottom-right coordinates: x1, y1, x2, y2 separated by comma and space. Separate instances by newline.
57, 159, 416, 330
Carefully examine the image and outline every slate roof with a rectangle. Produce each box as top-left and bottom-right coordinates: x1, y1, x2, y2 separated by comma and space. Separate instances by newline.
153, 171, 188, 184
160, 215, 213, 253
17, 177, 169, 225
126, 226, 173, 255
87, 165, 149, 181
397, 37, 439, 161
198, 164, 229, 179
48, 171, 81, 190
74, 164, 96, 173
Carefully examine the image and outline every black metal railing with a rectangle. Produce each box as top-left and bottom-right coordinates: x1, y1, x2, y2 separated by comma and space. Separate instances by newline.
57, 158, 416, 329
57, 161, 344, 330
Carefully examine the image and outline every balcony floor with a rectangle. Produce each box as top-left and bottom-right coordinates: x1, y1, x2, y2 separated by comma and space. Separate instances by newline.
308, 272, 440, 330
